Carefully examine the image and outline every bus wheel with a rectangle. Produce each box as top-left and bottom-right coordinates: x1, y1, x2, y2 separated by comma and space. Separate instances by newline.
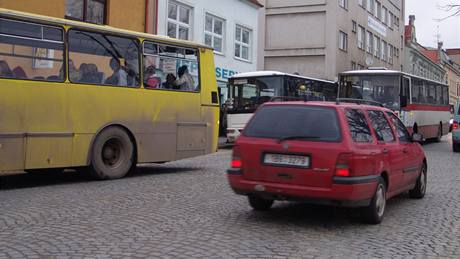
90, 127, 134, 180
435, 124, 442, 142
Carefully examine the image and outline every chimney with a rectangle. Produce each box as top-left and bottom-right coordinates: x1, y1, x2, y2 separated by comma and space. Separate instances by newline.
409, 15, 415, 26
438, 41, 443, 50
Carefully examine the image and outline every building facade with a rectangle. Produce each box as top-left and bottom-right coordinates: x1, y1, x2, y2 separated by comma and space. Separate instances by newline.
155, 0, 261, 102
261, 0, 404, 81
0, 0, 148, 32
422, 43, 460, 104
403, 15, 445, 83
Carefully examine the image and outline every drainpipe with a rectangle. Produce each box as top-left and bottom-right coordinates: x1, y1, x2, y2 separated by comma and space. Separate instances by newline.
145, 0, 149, 33
155, 0, 158, 34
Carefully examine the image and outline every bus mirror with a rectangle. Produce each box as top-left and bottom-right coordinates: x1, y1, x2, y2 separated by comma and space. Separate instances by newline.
400, 95, 408, 108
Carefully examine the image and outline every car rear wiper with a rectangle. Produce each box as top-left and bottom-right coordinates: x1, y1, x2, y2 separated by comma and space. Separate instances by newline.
277, 135, 320, 143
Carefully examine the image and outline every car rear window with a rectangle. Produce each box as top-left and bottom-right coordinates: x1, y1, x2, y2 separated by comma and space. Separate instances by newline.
243, 105, 341, 142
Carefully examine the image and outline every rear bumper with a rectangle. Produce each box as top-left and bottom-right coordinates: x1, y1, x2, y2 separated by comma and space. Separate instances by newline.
227, 170, 379, 207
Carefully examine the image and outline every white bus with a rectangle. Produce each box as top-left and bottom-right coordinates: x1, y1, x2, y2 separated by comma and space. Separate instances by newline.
224, 71, 337, 142
339, 69, 450, 141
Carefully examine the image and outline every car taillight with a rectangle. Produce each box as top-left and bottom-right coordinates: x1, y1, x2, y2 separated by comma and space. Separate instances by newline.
335, 153, 352, 177
231, 146, 242, 168
454, 121, 459, 130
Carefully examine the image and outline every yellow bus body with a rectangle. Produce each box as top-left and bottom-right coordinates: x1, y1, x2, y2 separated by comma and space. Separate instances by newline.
0, 9, 219, 174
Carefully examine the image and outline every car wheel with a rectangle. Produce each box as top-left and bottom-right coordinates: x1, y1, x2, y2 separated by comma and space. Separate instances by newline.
248, 195, 274, 211
362, 177, 386, 224
89, 127, 135, 180
453, 143, 460, 153
409, 163, 427, 199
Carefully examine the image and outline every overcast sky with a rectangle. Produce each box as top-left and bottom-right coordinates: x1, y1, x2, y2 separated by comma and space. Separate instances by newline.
405, 0, 460, 49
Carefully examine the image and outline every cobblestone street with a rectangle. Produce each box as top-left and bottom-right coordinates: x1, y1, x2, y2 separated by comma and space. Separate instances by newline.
1, 135, 459, 258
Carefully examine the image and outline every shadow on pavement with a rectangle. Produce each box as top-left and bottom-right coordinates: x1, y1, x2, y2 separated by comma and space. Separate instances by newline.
241, 194, 410, 228
0, 165, 201, 190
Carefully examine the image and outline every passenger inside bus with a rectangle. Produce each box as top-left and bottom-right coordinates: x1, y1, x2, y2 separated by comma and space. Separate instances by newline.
0, 60, 13, 78
175, 65, 194, 91
144, 65, 161, 89
105, 58, 127, 86
12, 66, 27, 79
162, 73, 177, 89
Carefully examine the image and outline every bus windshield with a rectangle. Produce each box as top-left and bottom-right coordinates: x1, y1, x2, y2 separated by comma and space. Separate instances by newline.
229, 76, 283, 112
340, 75, 400, 109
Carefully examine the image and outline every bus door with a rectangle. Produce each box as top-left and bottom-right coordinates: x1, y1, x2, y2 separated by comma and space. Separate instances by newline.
401, 76, 410, 108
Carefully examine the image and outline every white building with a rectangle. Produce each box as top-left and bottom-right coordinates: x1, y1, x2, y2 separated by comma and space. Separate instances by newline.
156, 0, 262, 102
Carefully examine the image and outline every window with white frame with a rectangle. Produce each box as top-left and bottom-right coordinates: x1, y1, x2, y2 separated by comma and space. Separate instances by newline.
376, 1, 382, 20
395, 17, 400, 31
339, 0, 348, 9
382, 6, 387, 25
358, 25, 365, 49
352, 20, 357, 32
374, 36, 380, 57
388, 44, 393, 64
167, 1, 192, 40
367, 0, 374, 14
388, 12, 393, 29
235, 25, 251, 61
351, 61, 357, 70
339, 31, 348, 51
205, 14, 224, 54
382, 40, 387, 61
366, 31, 373, 53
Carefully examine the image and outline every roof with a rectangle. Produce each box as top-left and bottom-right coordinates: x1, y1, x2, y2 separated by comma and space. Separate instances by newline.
261, 101, 390, 111
247, 0, 264, 7
339, 70, 448, 86
446, 49, 460, 55
230, 71, 335, 83
0, 8, 212, 50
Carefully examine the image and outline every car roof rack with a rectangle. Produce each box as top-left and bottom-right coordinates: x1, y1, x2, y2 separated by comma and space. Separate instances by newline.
335, 98, 384, 107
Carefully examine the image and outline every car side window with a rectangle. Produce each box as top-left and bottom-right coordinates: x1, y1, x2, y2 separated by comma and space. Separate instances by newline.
367, 110, 395, 142
345, 109, 373, 142
387, 112, 411, 142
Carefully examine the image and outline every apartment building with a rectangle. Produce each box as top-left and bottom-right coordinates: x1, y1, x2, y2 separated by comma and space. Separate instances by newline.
261, 0, 405, 81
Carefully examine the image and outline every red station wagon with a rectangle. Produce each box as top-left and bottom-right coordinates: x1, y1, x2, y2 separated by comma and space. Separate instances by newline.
227, 100, 427, 224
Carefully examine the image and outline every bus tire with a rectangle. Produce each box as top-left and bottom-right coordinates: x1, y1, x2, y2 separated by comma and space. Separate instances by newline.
435, 124, 442, 142
89, 127, 134, 180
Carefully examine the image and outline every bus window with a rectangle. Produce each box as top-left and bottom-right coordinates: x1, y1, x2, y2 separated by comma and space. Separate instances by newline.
436, 83, 443, 105
143, 41, 199, 92
68, 29, 140, 87
0, 18, 64, 82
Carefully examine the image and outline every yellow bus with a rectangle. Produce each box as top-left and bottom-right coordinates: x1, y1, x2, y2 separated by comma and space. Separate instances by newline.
0, 9, 219, 179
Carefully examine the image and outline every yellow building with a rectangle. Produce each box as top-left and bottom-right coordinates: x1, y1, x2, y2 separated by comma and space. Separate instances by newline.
0, 0, 158, 33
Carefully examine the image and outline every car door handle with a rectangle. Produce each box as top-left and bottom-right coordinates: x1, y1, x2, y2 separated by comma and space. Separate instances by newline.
402, 148, 408, 154
382, 149, 389, 154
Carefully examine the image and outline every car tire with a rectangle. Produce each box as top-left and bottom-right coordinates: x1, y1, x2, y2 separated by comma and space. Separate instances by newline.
453, 143, 460, 153
362, 177, 386, 224
248, 195, 274, 211
409, 162, 427, 199
89, 127, 135, 180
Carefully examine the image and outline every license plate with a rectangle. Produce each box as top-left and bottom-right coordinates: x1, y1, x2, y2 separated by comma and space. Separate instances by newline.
263, 153, 310, 167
